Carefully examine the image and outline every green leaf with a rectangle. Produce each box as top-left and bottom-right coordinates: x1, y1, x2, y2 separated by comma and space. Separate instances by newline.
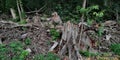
25, 38, 31, 45
80, 8, 87, 13
19, 50, 29, 59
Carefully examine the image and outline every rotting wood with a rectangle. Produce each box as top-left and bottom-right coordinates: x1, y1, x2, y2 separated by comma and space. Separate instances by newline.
58, 21, 83, 60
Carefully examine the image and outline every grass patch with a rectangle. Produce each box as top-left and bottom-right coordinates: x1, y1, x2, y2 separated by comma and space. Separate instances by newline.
50, 28, 60, 41
110, 44, 120, 56
34, 52, 60, 60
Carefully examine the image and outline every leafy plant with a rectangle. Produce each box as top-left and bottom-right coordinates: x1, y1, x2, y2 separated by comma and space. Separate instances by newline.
0, 41, 29, 60
79, 50, 98, 57
24, 38, 31, 45
34, 52, 60, 60
19, 19, 27, 24
50, 28, 60, 41
34, 54, 45, 60
0, 44, 9, 60
110, 44, 120, 56
45, 52, 60, 60
19, 50, 29, 60
97, 24, 104, 37
9, 41, 24, 52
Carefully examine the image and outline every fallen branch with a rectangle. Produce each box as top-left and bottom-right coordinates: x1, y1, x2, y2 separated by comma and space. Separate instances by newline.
49, 41, 58, 52
0, 20, 33, 28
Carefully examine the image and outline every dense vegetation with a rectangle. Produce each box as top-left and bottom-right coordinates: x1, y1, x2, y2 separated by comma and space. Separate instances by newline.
0, 0, 120, 22
0, 0, 120, 60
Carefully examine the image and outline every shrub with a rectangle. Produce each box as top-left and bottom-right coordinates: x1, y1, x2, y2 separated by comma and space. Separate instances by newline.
110, 44, 120, 56
24, 38, 31, 45
0, 41, 29, 60
50, 28, 60, 41
34, 52, 60, 60
79, 50, 98, 57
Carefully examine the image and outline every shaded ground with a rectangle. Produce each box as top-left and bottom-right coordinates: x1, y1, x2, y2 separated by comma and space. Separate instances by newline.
0, 18, 120, 60
0, 22, 52, 60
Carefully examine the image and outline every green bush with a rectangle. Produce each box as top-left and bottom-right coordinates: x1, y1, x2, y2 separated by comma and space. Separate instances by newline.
0, 44, 9, 60
34, 54, 45, 60
0, 41, 29, 60
79, 50, 98, 57
24, 38, 31, 45
19, 20, 27, 24
110, 44, 120, 56
50, 28, 60, 41
34, 52, 60, 60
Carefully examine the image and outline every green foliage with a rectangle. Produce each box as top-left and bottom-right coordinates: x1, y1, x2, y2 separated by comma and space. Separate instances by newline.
79, 8, 87, 14
0, 41, 29, 60
5, 0, 17, 12
97, 24, 104, 37
45, 52, 60, 60
0, 44, 9, 60
24, 38, 31, 45
19, 50, 29, 60
79, 50, 98, 57
19, 19, 27, 24
77, 5, 105, 37
34, 52, 60, 60
85, 5, 104, 22
12, 17, 20, 22
110, 44, 120, 56
0, 44, 8, 53
21, 11, 26, 19
0, 0, 120, 22
76, 5, 105, 26
9, 41, 24, 52
50, 28, 60, 41
34, 54, 44, 60
87, 19, 93, 25
19, 11, 27, 24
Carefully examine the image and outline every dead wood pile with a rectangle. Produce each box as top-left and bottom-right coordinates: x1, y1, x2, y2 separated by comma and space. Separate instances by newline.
50, 20, 120, 60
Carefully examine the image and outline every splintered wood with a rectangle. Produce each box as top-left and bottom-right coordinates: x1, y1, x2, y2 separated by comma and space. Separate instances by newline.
58, 21, 84, 60
57, 20, 120, 60
57, 21, 101, 60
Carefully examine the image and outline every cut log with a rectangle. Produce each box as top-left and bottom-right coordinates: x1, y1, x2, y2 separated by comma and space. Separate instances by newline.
10, 8, 17, 19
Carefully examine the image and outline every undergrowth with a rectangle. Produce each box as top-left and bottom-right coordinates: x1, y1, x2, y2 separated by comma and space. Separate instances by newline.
0, 41, 29, 60
50, 28, 60, 41
34, 52, 60, 60
110, 44, 120, 56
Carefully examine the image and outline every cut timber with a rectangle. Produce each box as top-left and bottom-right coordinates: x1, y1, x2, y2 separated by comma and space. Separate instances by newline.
49, 41, 58, 52
58, 21, 83, 60
32, 13, 44, 27
10, 8, 17, 19
51, 12, 62, 25
57, 21, 101, 60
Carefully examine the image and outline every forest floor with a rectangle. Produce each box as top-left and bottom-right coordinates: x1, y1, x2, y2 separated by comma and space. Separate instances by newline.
0, 14, 120, 60
0, 21, 52, 60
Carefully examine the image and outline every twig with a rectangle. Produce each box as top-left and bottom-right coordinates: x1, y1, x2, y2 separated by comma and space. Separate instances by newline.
0, 20, 33, 28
